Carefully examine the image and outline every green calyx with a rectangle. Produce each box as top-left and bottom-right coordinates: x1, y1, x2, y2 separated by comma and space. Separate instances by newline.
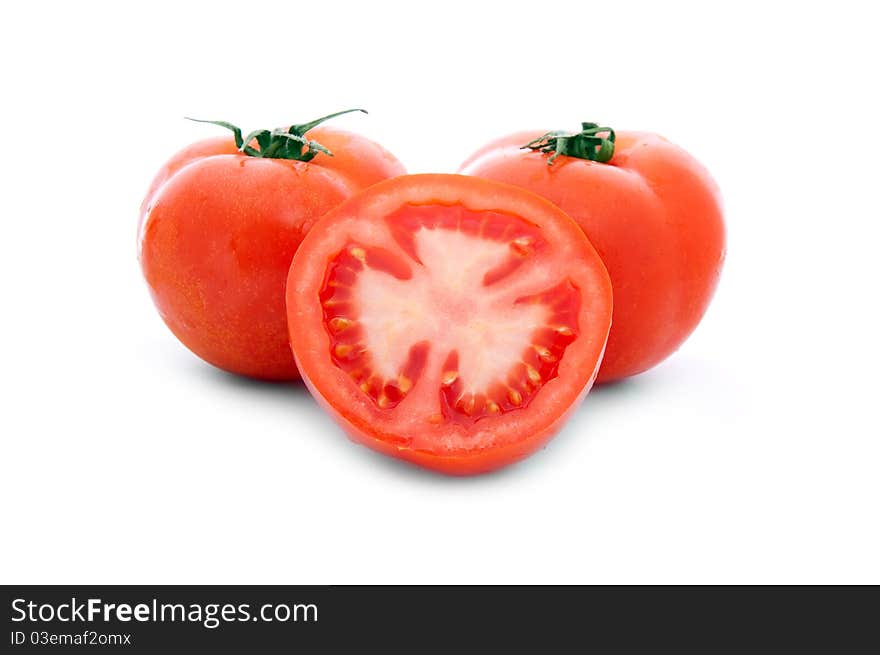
522, 122, 616, 165
184, 108, 367, 162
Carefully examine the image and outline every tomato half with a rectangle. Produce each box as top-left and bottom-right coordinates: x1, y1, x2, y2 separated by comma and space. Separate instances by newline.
460, 125, 725, 383
139, 112, 406, 380
286, 174, 612, 474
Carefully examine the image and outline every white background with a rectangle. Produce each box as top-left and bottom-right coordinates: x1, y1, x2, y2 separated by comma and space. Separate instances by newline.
1, 0, 878, 584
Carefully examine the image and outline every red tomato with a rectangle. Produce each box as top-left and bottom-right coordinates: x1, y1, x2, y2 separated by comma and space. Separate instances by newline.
460, 124, 726, 383
286, 174, 613, 474
139, 111, 406, 380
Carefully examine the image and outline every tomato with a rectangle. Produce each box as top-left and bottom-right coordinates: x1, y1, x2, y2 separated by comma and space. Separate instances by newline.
139, 110, 406, 380
460, 123, 726, 383
286, 174, 612, 474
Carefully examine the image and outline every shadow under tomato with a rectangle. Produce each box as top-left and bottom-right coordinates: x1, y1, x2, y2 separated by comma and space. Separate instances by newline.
195, 356, 659, 484
587, 374, 649, 399
205, 366, 310, 393
200, 364, 528, 483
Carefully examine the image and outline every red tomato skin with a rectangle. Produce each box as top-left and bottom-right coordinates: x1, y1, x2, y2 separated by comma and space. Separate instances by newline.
461, 131, 725, 383
138, 128, 404, 242
142, 156, 349, 379
286, 174, 613, 475
303, 127, 407, 190
139, 136, 238, 229
140, 128, 405, 381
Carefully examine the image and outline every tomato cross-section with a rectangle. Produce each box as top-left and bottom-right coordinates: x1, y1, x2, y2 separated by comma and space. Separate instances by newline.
287, 174, 612, 475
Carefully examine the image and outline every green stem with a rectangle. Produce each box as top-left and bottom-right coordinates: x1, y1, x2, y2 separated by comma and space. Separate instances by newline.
289, 108, 367, 135
521, 122, 616, 165
184, 108, 367, 162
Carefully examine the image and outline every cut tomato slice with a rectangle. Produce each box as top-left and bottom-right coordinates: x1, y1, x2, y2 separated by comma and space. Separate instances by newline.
286, 174, 612, 474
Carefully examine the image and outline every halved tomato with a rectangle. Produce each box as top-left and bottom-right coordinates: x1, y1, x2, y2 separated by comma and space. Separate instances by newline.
286, 174, 612, 474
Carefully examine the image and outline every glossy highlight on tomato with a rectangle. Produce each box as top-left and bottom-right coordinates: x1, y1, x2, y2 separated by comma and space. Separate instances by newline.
461, 125, 726, 383
286, 174, 613, 474
139, 111, 406, 380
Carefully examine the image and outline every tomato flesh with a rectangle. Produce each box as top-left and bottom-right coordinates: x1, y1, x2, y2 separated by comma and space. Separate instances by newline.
319, 204, 582, 427
437, 280, 579, 426
287, 174, 613, 474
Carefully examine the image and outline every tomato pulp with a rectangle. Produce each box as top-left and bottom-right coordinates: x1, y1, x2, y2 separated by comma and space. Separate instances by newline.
286, 174, 613, 474
139, 112, 406, 380
461, 126, 725, 383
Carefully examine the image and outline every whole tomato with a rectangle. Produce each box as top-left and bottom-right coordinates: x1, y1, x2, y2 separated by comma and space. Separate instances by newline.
139, 110, 406, 380
460, 123, 725, 383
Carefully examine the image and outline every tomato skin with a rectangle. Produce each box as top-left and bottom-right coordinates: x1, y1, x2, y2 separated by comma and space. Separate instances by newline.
139, 136, 239, 232
140, 130, 405, 380
303, 127, 408, 190
138, 127, 404, 242
286, 174, 613, 474
460, 131, 725, 383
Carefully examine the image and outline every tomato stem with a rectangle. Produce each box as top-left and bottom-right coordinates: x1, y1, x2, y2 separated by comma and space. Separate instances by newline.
522, 122, 616, 165
184, 109, 367, 162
